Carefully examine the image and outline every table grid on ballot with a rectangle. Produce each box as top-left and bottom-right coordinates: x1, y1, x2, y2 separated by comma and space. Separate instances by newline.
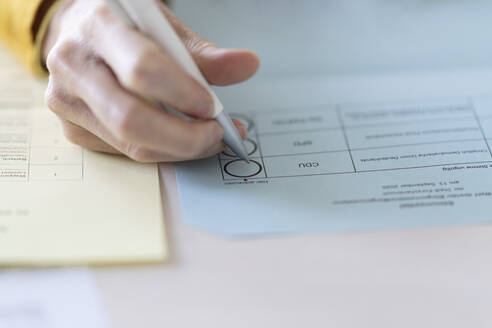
0, 110, 83, 182
218, 97, 492, 180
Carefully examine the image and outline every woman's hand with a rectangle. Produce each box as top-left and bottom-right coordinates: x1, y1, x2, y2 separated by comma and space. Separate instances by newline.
42, 0, 259, 162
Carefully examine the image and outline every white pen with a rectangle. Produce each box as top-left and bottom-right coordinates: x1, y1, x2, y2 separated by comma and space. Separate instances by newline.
104, 0, 249, 162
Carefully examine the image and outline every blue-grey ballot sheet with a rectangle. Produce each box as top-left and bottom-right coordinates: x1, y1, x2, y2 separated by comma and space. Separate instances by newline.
176, 71, 492, 236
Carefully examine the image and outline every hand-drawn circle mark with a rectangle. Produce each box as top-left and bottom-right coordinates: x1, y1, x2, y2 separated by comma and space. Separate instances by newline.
222, 139, 258, 158
224, 159, 263, 178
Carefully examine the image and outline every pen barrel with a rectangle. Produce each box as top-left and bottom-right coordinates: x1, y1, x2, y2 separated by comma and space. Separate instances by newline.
117, 0, 224, 117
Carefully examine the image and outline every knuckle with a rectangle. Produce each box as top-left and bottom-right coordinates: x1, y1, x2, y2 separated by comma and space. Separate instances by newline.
46, 39, 78, 72
112, 102, 139, 140
80, 4, 112, 35
124, 47, 161, 91
184, 35, 212, 56
91, 3, 112, 19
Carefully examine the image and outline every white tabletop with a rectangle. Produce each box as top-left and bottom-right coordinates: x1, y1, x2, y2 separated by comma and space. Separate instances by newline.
94, 164, 492, 328
3, 2, 492, 324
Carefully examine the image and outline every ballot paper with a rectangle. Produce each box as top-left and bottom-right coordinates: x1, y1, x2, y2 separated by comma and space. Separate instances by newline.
176, 71, 492, 236
0, 46, 167, 265
0, 269, 108, 328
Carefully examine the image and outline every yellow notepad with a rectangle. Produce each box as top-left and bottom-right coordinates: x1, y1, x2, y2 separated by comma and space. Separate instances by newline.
0, 47, 167, 266
0, 108, 167, 266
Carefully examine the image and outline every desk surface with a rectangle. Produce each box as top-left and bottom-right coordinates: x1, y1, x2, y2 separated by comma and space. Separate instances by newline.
94, 164, 492, 328
2, 35, 492, 328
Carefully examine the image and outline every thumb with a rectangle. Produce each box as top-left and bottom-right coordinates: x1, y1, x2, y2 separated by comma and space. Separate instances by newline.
159, 4, 260, 86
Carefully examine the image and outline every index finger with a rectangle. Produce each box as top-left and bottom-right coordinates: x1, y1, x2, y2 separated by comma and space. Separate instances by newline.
81, 4, 215, 119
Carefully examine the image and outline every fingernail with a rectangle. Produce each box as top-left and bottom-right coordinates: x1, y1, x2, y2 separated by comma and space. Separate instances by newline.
232, 119, 247, 139
238, 123, 247, 140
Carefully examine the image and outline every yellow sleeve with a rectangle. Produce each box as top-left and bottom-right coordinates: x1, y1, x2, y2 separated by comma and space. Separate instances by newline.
0, 0, 62, 76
